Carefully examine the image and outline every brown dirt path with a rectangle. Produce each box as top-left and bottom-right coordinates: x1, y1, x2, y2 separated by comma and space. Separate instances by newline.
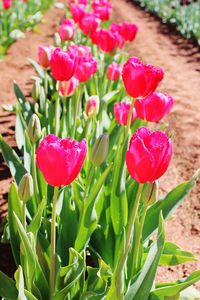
0, 1, 66, 218
112, 0, 200, 286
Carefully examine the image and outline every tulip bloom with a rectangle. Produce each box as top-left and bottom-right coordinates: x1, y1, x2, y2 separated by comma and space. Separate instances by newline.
38, 46, 52, 68
79, 13, 100, 36
126, 127, 172, 183
68, 44, 92, 59
92, 0, 112, 21
59, 77, 79, 97
106, 62, 122, 81
85, 96, 99, 117
3, 0, 11, 9
58, 19, 75, 41
50, 48, 77, 81
70, 4, 86, 23
93, 29, 117, 52
114, 102, 137, 126
119, 22, 138, 42
135, 92, 174, 122
122, 57, 164, 99
36, 134, 87, 186
75, 56, 97, 82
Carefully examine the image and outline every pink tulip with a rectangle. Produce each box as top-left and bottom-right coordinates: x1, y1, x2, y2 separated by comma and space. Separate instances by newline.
50, 48, 77, 82
70, 4, 86, 23
93, 29, 117, 52
122, 57, 164, 99
38, 45, 52, 68
114, 102, 137, 126
126, 127, 172, 183
92, 0, 112, 21
68, 44, 92, 59
106, 62, 122, 81
79, 13, 100, 36
85, 96, 99, 117
119, 22, 138, 41
58, 19, 75, 41
36, 134, 87, 186
2, 0, 11, 9
135, 92, 174, 122
59, 77, 79, 97
75, 56, 97, 82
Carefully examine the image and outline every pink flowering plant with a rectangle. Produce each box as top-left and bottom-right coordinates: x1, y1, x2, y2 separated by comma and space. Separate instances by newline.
0, 0, 200, 299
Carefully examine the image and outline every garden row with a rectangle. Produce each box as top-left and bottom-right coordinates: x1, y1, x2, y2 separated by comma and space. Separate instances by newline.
133, 0, 200, 45
0, 0, 54, 56
0, 0, 200, 299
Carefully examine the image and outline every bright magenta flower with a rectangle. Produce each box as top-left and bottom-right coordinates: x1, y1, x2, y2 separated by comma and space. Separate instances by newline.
119, 22, 138, 41
122, 57, 164, 99
114, 102, 137, 126
79, 13, 100, 36
135, 92, 174, 122
75, 56, 97, 82
106, 62, 122, 81
3, 0, 11, 9
92, 0, 112, 21
58, 19, 75, 41
126, 127, 172, 183
36, 134, 87, 186
38, 46, 52, 68
50, 48, 77, 81
93, 29, 117, 52
70, 4, 86, 23
59, 77, 79, 97
68, 44, 92, 59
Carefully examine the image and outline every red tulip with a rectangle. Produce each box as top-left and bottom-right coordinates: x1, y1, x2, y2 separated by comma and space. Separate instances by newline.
93, 29, 117, 52
50, 48, 77, 81
92, 0, 112, 21
58, 19, 75, 41
75, 56, 97, 82
59, 77, 79, 97
135, 92, 174, 122
79, 13, 100, 36
106, 62, 122, 81
119, 22, 138, 42
2, 0, 11, 9
122, 57, 164, 99
36, 134, 87, 186
70, 4, 86, 23
38, 45, 52, 68
114, 102, 137, 126
126, 127, 172, 183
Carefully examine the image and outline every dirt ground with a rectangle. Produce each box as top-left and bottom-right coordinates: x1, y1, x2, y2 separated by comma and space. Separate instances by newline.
0, 0, 200, 288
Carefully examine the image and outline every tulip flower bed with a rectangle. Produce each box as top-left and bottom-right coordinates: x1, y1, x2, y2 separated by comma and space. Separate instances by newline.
0, 0, 200, 299
133, 0, 200, 46
0, 0, 54, 56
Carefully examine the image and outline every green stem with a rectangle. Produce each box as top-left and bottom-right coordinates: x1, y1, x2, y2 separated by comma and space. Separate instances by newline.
72, 84, 84, 139
32, 143, 39, 206
125, 98, 135, 141
132, 201, 149, 275
55, 95, 60, 136
50, 186, 59, 299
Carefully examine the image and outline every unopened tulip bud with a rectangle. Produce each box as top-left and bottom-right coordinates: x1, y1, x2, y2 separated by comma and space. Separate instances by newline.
91, 134, 109, 167
27, 114, 42, 143
32, 81, 41, 102
18, 173, 33, 203
85, 96, 99, 117
142, 181, 158, 205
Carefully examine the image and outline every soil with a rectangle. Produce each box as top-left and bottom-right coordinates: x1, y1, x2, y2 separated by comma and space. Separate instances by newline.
0, 0, 200, 289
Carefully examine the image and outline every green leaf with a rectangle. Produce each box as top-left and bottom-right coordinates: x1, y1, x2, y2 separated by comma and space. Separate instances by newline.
28, 197, 46, 239
74, 165, 112, 252
102, 90, 119, 105
15, 113, 25, 150
180, 286, 200, 299
28, 59, 45, 79
8, 182, 23, 265
149, 270, 200, 300
54, 248, 84, 300
0, 271, 18, 299
159, 242, 195, 266
14, 266, 27, 300
0, 135, 27, 185
125, 213, 165, 300
143, 170, 199, 241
